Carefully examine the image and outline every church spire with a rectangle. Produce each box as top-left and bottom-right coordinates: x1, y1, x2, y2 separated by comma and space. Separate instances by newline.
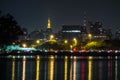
47, 18, 51, 29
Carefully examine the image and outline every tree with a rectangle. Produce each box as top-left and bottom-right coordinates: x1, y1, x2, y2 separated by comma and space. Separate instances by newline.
0, 13, 23, 47
85, 41, 104, 50
36, 40, 67, 50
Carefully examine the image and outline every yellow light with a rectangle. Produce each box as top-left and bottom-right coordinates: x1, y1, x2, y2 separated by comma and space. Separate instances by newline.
88, 56, 92, 80
64, 56, 68, 80
88, 34, 92, 41
22, 56, 26, 80
73, 38, 76, 41
64, 40, 68, 44
50, 35, 54, 40
70, 45, 73, 49
22, 43, 27, 48
36, 40, 40, 44
73, 38, 77, 46
48, 18, 51, 29
88, 34, 92, 37
48, 56, 54, 80
36, 56, 40, 80
73, 56, 76, 80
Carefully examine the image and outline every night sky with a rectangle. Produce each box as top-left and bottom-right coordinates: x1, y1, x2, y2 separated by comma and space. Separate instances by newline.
0, 0, 120, 34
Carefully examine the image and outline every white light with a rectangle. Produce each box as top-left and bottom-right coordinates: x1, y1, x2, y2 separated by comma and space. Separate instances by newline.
63, 30, 81, 33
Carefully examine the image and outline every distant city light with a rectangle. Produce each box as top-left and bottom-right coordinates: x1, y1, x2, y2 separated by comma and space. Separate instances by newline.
62, 30, 81, 33
64, 40, 68, 44
22, 43, 27, 48
50, 35, 54, 40
36, 40, 40, 44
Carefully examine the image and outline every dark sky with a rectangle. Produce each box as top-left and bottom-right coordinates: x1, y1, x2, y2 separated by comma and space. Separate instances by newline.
0, 0, 120, 34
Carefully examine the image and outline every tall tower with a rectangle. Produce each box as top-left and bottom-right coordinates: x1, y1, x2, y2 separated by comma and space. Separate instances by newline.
46, 17, 52, 39
83, 11, 87, 27
47, 18, 51, 29
83, 11, 90, 34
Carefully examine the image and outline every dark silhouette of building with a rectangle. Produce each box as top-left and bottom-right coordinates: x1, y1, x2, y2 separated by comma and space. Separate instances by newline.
87, 21, 112, 41
115, 28, 120, 40
59, 25, 82, 42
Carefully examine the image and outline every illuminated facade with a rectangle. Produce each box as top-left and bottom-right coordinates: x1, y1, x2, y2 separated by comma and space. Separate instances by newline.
87, 21, 112, 40
46, 18, 53, 39
60, 25, 82, 42
115, 28, 120, 39
47, 18, 51, 29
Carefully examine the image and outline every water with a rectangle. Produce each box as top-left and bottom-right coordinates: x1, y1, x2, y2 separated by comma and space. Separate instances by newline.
0, 55, 120, 80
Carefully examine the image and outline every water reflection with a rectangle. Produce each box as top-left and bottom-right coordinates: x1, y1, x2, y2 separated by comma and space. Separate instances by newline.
48, 55, 55, 80
88, 56, 92, 80
115, 56, 118, 80
81, 56, 85, 80
64, 56, 68, 80
36, 55, 40, 80
73, 56, 76, 80
12, 56, 15, 80
22, 56, 26, 80
1, 55, 120, 80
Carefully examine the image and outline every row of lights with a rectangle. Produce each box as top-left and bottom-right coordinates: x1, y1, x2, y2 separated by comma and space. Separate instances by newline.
15, 34, 92, 49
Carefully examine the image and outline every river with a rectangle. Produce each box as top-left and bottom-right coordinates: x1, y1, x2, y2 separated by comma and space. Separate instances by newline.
0, 55, 120, 80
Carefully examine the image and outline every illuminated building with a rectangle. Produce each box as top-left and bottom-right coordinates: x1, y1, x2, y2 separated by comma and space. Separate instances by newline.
46, 18, 53, 39
47, 18, 51, 29
28, 18, 53, 40
60, 25, 82, 42
115, 28, 120, 40
87, 21, 112, 41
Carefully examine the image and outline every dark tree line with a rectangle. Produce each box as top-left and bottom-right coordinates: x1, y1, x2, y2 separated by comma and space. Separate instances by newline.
0, 11, 23, 47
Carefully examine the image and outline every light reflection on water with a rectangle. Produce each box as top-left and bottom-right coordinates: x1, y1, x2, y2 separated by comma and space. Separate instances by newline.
22, 56, 26, 80
36, 55, 40, 80
48, 55, 54, 80
115, 56, 118, 80
12, 56, 15, 80
0, 55, 120, 80
73, 56, 76, 80
64, 56, 68, 80
88, 56, 92, 80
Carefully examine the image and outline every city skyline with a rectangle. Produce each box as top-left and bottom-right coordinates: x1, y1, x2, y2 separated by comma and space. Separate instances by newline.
0, 0, 120, 33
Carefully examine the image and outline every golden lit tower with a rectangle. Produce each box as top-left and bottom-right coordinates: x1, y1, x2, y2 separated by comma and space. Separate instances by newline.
47, 18, 51, 29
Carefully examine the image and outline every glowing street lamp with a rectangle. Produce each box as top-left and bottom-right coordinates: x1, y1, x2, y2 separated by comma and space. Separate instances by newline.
88, 34, 92, 41
36, 40, 40, 44
70, 45, 73, 50
22, 43, 27, 48
50, 34, 54, 40
64, 40, 68, 44
73, 38, 77, 46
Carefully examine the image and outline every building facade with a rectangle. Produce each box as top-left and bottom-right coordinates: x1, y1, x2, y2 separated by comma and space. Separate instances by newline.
59, 25, 82, 42
115, 28, 120, 40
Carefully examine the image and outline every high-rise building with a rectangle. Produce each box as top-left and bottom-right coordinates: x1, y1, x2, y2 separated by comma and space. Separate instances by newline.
60, 25, 82, 42
87, 21, 112, 40
47, 18, 51, 29
46, 18, 53, 39
115, 28, 120, 40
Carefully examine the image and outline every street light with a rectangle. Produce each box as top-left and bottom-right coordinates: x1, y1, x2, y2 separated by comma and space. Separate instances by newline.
73, 38, 77, 46
50, 34, 54, 40
36, 40, 40, 44
22, 43, 27, 48
64, 40, 68, 44
70, 45, 73, 50
88, 34, 92, 41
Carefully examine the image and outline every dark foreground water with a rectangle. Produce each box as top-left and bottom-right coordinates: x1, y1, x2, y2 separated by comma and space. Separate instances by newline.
0, 55, 120, 80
